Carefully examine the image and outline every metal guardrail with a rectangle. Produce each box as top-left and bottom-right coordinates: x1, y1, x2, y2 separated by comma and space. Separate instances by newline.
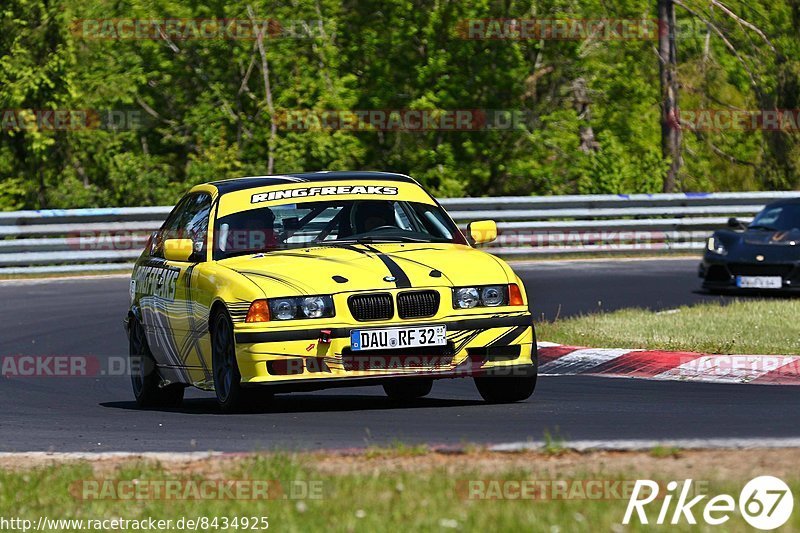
0, 191, 796, 274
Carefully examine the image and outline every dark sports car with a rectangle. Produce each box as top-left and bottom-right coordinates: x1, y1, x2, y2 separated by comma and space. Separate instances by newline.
700, 198, 800, 292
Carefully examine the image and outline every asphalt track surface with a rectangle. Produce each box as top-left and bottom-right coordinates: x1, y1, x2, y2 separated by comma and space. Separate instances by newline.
1, 258, 799, 452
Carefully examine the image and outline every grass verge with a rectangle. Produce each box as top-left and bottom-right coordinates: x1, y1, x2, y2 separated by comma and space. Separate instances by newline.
537, 299, 800, 355
1, 449, 798, 532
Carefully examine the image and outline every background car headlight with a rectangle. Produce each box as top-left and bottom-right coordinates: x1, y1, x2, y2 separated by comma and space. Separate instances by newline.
454, 287, 480, 309
268, 295, 335, 320
707, 236, 727, 255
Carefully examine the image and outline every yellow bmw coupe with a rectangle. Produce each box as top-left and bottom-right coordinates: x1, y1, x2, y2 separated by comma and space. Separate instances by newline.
125, 171, 536, 411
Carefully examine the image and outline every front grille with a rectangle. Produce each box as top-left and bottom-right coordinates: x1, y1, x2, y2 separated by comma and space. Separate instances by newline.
348, 293, 394, 321
727, 263, 795, 277
397, 290, 440, 319
227, 302, 251, 323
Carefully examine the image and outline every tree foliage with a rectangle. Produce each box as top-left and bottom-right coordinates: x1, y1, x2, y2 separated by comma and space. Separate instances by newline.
0, 0, 798, 209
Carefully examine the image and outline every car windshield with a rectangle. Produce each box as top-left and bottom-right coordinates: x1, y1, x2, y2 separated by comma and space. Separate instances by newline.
748, 204, 800, 231
214, 199, 466, 259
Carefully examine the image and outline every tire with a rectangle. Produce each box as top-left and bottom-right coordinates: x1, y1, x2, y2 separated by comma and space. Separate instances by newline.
383, 378, 433, 400
474, 372, 537, 404
211, 309, 266, 412
129, 318, 184, 408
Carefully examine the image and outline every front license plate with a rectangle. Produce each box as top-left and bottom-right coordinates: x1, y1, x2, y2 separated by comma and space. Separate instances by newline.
736, 276, 782, 289
350, 325, 446, 351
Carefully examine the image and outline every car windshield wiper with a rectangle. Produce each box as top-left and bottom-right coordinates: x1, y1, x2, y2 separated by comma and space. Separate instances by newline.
331, 236, 431, 244
748, 224, 778, 231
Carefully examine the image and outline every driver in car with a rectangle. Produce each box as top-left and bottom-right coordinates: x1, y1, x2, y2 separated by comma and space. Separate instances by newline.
351, 201, 397, 233
218, 207, 279, 254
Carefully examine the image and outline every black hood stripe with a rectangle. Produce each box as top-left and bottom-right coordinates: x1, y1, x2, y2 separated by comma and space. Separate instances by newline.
361, 244, 412, 288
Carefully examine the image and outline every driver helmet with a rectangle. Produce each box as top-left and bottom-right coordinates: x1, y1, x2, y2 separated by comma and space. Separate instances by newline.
351, 201, 396, 233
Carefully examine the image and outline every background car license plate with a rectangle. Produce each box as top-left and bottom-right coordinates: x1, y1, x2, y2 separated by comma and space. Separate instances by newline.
736, 275, 782, 289
350, 325, 446, 351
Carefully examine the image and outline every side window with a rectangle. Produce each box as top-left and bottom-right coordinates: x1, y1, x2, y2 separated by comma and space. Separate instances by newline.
153, 193, 212, 261
183, 194, 212, 260
150, 196, 191, 258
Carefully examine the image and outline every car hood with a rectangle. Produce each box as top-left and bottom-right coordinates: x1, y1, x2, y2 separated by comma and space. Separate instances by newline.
218, 243, 512, 295
712, 229, 800, 262
742, 229, 800, 246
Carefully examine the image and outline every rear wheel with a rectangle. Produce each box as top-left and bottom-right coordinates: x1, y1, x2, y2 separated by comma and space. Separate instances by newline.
383, 378, 433, 400
128, 318, 184, 408
211, 309, 266, 412
474, 373, 536, 404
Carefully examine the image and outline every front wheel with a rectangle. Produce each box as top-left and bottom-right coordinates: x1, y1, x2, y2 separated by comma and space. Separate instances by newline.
211, 309, 266, 412
129, 318, 184, 408
474, 372, 537, 404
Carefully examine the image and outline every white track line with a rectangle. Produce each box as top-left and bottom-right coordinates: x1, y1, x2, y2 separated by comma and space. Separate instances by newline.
490, 438, 800, 452
0, 452, 223, 461
0, 273, 130, 285
2, 440, 798, 460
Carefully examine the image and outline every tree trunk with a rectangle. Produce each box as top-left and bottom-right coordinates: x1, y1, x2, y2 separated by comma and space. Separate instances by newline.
658, 0, 682, 192
249, 5, 277, 174
572, 77, 600, 153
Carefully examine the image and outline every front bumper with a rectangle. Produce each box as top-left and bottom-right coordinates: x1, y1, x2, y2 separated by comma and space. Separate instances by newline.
233, 312, 535, 385
699, 258, 800, 291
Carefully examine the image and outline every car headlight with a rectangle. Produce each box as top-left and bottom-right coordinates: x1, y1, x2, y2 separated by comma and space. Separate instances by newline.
300, 296, 328, 318
454, 287, 480, 309
453, 284, 518, 309
707, 236, 727, 255
271, 298, 298, 320
245, 295, 335, 322
481, 286, 505, 306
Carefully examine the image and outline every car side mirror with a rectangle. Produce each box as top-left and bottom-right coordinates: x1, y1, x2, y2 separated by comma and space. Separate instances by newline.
163, 239, 194, 262
727, 217, 747, 230
467, 220, 498, 245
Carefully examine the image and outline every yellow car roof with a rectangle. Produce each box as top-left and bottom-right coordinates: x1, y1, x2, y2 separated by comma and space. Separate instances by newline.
198, 171, 437, 218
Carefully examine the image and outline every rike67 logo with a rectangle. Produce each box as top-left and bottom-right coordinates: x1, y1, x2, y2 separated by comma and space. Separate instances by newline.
623, 476, 794, 530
